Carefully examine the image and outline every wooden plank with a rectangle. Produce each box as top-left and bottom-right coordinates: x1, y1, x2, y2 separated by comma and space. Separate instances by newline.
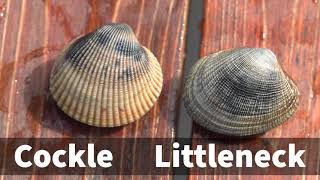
0, 0, 189, 179
190, 0, 320, 179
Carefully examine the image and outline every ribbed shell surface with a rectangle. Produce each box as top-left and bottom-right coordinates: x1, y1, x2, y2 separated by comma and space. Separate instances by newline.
183, 48, 299, 136
49, 23, 163, 127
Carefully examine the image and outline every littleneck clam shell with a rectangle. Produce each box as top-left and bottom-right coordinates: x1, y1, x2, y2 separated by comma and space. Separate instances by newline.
183, 48, 299, 136
49, 23, 163, 127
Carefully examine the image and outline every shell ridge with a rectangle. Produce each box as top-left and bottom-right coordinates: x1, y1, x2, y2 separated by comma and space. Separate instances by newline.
63, 30, 111, 124
100, 27, 125, 126
51, 37, 98, 102
183, 48, 300, 136
199, 50, 292, 116
195, 73, 298, 125
50, 23, 163, 127
50, 35, 101, 122
120, 38, 139, 123
59, 29, 109, 125
117, 29, 131, 126
145, 49, 163, 104
147, 48, 163, 94
72, 33, 109, 125
89, 29, 115, 126
106, 27, 125, 126
101, 26, 124, 126
119, 37, 148, 121
125, 35, 146, 124
119, 40, 130, 125
136, 48, 162, 111
130, 47, 152, 114
68, 36, 105, 105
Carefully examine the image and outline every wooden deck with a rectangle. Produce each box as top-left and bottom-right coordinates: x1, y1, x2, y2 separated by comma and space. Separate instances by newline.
0, 0, 319, 179
0, 0, 189, 179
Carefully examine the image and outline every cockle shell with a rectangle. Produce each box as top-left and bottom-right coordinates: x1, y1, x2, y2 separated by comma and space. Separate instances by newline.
183, 48, 299, 136
49, 23, 163, 127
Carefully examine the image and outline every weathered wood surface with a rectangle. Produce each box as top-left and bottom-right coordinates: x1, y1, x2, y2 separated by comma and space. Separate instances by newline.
0, 0, 189, 179
1, 0, 320, 179
190, 0, 320, 179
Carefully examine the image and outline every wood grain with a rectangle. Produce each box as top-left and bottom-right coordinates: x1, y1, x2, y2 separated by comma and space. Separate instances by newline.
190, 0, 320, 179
1, 0, 319, 179
0, 0, 189, 179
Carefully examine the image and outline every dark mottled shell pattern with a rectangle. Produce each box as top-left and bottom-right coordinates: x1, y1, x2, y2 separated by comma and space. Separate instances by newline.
183, 48, 299, 136
50, 23, 163, 127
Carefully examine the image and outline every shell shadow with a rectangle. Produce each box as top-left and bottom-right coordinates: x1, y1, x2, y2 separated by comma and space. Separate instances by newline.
24, 58, 124, 138
192, 123, 266, 144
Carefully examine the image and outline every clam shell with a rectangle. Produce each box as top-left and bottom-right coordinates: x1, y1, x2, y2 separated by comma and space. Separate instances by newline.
49, 23, 163, 127
183, 48, 299, 136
